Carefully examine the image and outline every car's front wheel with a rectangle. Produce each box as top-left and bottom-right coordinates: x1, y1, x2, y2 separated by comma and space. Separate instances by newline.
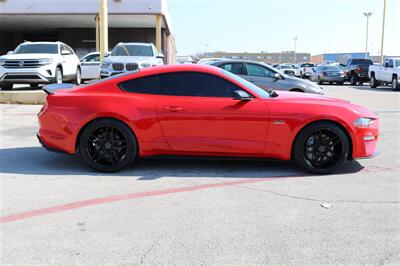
75, 67, 81, 85
392, 76, 399, 91
79, 118, 138, 172
370, 74, 378, 88
55, 67, 63, 84
350, 74, 358, 85
293, 122, 350, 174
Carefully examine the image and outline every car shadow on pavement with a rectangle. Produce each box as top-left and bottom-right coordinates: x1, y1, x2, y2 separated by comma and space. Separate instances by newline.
349, 85, 395, 92
0, 147, 364, 179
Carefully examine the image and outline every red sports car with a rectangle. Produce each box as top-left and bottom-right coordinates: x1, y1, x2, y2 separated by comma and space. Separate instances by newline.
37, 64, 379, 174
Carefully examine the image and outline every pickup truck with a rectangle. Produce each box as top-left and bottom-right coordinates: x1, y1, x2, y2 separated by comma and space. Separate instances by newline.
340, 58, 373, 85
294, 63, 315, 79
368, 58, 400, 91
0, 41, 81, 90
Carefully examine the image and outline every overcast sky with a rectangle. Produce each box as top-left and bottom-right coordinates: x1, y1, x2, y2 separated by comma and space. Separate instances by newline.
168, 0, 399, 56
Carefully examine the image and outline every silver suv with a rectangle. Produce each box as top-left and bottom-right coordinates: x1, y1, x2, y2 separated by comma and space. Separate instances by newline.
100, 42, 164, 78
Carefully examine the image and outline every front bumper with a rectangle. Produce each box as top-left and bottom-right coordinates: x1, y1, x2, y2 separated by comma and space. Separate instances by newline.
0, 66, 56, 84
352, 121, 379, 159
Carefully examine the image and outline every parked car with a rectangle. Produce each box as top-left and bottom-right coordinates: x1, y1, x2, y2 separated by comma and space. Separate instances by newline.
276, 64, 296, 76
38, 64, 379, 174
100, 42, 164, 79
369, 58, 400, 90
80, 51, 110, 82
210, 60, 324, 94
340, 58, 373, 85
0, 41, 81, 90
294, 63, 315, 79
310, 65, 345, 85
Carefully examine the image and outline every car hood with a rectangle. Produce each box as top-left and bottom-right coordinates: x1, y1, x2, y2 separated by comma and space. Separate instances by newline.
268, 91, 377, 118
0, 53, 57, 59
104, 56, 154, 63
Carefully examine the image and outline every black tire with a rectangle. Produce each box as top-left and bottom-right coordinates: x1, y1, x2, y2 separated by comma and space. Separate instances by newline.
0, 84, 13, 90
370, 74, 378, 88
350, 73, 358, 85
317, 77, 323, 85
337, 82, 344, 85
79, 119, 138, 172
293, 122, 350, 174
55, 67, 63, 84
392, 76, 399, 91
30, 84, 39, 88
75, 67, 82, 85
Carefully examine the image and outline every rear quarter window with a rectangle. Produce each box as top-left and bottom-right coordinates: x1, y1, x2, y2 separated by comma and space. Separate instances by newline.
119, 76, 160, 94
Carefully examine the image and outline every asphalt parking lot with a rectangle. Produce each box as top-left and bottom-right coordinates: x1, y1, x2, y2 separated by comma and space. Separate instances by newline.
1, 84, 399, 265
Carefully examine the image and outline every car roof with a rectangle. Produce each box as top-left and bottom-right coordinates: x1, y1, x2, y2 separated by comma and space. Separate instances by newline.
209, 59, 267, 66
20, 41, 62, 45
116, 42, 153, 46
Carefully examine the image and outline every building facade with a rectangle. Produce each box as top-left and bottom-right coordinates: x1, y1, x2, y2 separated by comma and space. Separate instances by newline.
0, 0, 176, 63
204, 51, 311, 64
310, 53, 369, 64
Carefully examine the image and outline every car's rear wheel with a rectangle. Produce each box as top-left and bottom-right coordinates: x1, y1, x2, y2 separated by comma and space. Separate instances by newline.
0, 84, 13, 90
317, 77, 323, 85
293, 122, 349, 174
79, 119, 138, 172
30, 84, 39, 88
392, 76, 399, 91
350, 73, 358, 85
337, 82, 344, 85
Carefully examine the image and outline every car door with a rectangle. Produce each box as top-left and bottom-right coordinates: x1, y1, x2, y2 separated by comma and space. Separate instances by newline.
60, 44, 75, 76
244, 63, 279, 91
80, 53, 100, 80
383, 59, 393, 82
157, 71, 269, 154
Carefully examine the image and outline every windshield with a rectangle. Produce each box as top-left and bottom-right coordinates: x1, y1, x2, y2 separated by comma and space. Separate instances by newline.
111, 45, 153, 57
280, 65, 293, 69
221, 69, 271, 98
322, 66, 341, 71
13, 44, 58, 54
351, 59, 373, 65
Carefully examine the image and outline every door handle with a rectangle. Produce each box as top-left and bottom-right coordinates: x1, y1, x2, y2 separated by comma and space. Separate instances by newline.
162, 106, 184, 112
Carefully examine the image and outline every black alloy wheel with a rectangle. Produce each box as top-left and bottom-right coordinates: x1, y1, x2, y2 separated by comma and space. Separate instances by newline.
79, 119, 137, 172
294, 122, 349, 174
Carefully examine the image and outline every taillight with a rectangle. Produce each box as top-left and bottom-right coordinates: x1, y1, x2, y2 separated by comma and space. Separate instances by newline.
322, 72, 327, 76
355, 66, 361, 73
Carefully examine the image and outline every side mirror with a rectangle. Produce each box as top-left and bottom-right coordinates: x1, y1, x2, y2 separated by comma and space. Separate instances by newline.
156, 53, 164, 59
273, 73, 282, 79
233, 90, 252, 101
384, 62, 390, 68
7, 51, 13, 55
61, 50, 70, 55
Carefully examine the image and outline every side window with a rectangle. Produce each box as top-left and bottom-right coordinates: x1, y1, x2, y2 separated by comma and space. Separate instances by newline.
61, 44, 71, 55
388, 60, 394, 68
66, 45, 75, 55
119, 75, 160, 94
86, 54, 99, 62
220, 63, 245, 75
247, 64, 274, 78
159, 72, 241, 97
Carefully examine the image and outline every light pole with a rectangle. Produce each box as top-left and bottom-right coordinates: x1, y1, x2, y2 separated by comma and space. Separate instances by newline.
363, 12, 372, 57
293, 37, 298, 64
380, 0, 387, 64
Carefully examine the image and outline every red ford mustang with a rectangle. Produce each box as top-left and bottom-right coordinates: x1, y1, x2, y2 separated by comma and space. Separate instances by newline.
37, 64, 379, 174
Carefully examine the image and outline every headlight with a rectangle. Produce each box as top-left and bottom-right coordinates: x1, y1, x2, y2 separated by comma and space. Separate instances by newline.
39, 58, 53, 65
100, 62, 110, 68
140, 62, 151, 68
353, 117, 375, 128
0, 58, 5, 66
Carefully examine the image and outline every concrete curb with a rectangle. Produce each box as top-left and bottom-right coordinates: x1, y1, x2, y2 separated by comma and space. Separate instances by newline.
0, 90, 45, 105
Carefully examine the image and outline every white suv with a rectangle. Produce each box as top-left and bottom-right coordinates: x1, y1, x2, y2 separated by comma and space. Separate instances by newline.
0, 41, 81, 90
100, 42, 164, 78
